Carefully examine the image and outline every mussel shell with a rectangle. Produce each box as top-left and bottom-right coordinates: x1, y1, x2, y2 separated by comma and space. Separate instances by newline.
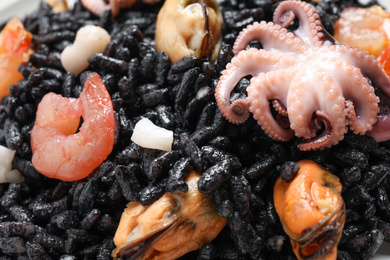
292, 204, 345, 260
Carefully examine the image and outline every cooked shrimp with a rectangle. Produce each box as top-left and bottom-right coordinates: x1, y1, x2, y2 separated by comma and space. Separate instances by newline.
112, 170, 228, 260
30, 72, 115, 181
0, 17, 33, 98
273, 160, 345, 260
333, 5, 390, 57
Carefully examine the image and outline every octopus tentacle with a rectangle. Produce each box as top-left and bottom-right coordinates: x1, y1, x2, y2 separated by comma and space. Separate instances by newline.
215, 0, 390, 150
287, 69, 347, 145
345, 100, 359, 131
297, 111, 334, 151
333, 44, 390, 97
273, 0, 324, 47
273, 100, 291, 134
329, 59, 379, 134
247, 69, 295, 141
274, 9, 295, 29
215, 48, 297, 124
366, 91, 390, 142
272, 99, 288, 117
232, 21, 306, 55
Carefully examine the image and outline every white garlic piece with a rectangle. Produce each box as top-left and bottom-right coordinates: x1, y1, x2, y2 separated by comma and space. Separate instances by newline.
131, 118, 173, 151
61, 25, 111, 76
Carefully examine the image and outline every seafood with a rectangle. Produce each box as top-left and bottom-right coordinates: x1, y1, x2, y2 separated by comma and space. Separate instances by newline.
365, 46, 390, 143
80, 0, 162, 17
131, 117, 174, 151
45, 0, 69, 12
30, 72, 115, 181
1, 0, 389, 259
215, 0, 390, 150
273, 160, 346, 260
112, 170, 227, 259
0, 17, 32, 99
378, 45, 390, 77
333, 5, 390, 58
61, 25, 111, 76
155, 0, 223, 63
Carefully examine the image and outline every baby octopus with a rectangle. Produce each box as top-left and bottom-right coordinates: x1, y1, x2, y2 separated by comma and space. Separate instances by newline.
112, 170, 227, 259
215, 0, 390, 150
274, 160, 345, 260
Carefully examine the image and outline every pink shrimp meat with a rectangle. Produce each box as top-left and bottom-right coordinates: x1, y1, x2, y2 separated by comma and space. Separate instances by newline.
0, 17, 33, 98
30, 72, 115, 181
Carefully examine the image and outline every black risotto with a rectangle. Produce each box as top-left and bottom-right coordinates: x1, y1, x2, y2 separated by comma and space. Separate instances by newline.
0, 0, 389, 259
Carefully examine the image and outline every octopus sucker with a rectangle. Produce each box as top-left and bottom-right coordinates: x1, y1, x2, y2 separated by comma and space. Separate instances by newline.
273, 0, 327, 46
233, 21, 306, 55
334, 45, 390, 97
215, 48, 296, 125
272, 99, 288, 117
247, 69, 295, 141
215, 0, 390, 150
274, 160, 346, 260
287, 69, 347, 144
297, 111, 339, 151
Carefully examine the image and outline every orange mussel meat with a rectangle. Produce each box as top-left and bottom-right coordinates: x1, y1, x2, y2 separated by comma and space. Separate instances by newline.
112, 170, 227, 260
273, 160, 346, 260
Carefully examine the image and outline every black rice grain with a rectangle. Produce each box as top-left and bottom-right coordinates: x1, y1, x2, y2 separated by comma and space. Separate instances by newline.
139, 181, 166, 206
0, 222, 36, 238
166, 157, 191, 193
33, 232, 65, 253
8, 205, 34, 222
230, 175, 251, 216
198, 159, 233, 194
0, 237, 26, 254
26, 241, 51, 260
180, 133, 205, 172
88, 54, 129, 74
277, 161, 299, 183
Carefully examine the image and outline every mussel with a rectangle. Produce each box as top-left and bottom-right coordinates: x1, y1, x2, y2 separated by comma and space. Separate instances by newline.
112, 170, 227, 259
155, 0, 223, 63
273, 160, 346, 260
